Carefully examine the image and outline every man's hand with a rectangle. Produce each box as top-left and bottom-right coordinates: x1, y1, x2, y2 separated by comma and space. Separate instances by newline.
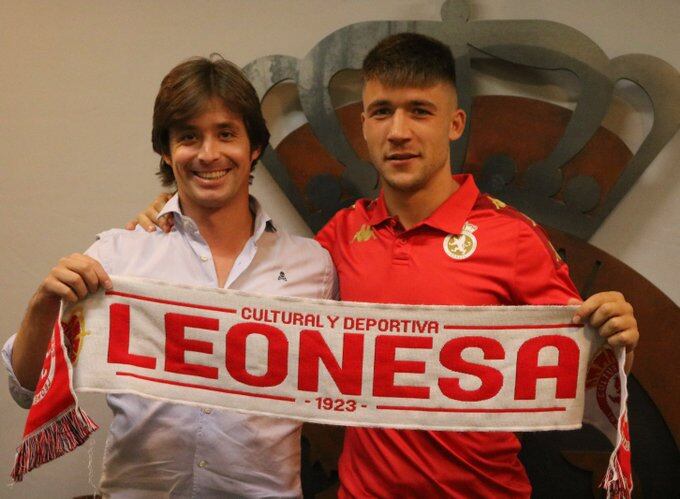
570, 291, 639, 372
37, 253, 113, 305
12, 254, 112, 390
125, 192, 174, 233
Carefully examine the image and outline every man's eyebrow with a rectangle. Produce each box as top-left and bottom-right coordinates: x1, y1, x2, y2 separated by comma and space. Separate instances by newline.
408, 99, 437, 109
365, 99, 392, 112
173, 124, 196, 131
365, 98, 438, 111
215, 121, 238, 130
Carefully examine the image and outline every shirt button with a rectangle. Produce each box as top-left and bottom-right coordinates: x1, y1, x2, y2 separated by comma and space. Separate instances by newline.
198, 460, 208, 468
200, 255, 209, 262
202, 407, 212, 414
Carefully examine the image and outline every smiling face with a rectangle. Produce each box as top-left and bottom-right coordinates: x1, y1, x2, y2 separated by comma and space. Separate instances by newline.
361, 79, 466, 196
162, 98, 260, 218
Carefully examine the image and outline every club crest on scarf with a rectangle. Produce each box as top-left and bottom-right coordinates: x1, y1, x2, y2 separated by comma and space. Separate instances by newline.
586, 347, 621, 427
61, 308, 89, 365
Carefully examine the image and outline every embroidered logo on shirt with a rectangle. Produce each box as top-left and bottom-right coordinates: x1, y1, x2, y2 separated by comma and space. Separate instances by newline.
352, 224, 376, 243
278, 271, 288, 282
443, 222, 478, 260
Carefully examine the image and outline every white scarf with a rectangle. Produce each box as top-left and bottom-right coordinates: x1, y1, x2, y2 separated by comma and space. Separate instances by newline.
13, 275, 632, 497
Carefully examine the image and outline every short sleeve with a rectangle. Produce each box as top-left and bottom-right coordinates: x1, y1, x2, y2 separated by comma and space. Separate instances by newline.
511, 223, 580, 305
314, 215, 338, 256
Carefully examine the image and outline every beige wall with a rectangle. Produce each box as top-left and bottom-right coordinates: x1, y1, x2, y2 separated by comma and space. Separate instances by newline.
1, 1, 677, 496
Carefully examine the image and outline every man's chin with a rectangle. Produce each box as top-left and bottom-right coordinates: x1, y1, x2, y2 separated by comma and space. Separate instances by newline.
381, 173, 425, 193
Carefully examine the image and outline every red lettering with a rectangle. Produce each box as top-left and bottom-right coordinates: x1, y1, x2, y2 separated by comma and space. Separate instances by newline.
373, 335, 432, 399
298, 330, 364, 395
438, 336, 504, 401
515, 335, 579, 400
108, 304, 156, 369
226, 322, 288, 387
164, 313, 218, 379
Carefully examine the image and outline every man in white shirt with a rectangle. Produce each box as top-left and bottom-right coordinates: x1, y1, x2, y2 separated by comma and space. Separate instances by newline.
3, 56, 336, 498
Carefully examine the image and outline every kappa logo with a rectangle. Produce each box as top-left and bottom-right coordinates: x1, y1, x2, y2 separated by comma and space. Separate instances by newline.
444, 221, 478, 260
278, 271, 288, 282
352, 224, 376, 243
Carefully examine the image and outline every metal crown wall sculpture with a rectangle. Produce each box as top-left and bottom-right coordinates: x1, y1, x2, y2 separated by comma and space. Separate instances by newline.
243, 0, 679, 240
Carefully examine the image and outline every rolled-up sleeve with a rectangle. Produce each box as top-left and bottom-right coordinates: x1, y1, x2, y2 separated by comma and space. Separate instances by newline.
2, 334, 34, 409
3, 236, 111, 410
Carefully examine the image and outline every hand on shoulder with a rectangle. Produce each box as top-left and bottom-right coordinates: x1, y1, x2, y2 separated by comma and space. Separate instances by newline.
125, 192, 174, 233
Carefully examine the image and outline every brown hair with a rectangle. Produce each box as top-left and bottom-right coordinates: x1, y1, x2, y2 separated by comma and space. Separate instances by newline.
151, 55, 270, 186
362, 32, 456, 88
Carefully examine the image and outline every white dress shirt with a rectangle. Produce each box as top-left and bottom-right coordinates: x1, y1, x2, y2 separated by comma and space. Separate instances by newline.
2, 195, 337, 498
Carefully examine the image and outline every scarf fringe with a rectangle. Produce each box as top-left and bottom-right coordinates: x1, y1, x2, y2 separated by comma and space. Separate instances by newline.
601, 453, 632, 499
11, 406, 98, 482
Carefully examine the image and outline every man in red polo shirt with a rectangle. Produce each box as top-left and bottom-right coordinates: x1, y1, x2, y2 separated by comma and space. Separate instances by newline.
313, 33, 638, 498
132, 34, 638, 498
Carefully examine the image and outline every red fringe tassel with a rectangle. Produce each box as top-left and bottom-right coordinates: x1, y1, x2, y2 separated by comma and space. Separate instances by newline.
11, 406, 98, 482
601, 454, 632, 499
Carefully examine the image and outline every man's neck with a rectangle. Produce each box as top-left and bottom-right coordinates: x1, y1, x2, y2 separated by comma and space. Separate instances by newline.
383, 173, 459, 230
180, 194, 254, 286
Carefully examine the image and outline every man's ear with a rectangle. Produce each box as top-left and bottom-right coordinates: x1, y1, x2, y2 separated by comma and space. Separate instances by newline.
361, 112, 367, 141
250, 146, 263, 165
448, 108, 466, 142
162, 153, 172, 167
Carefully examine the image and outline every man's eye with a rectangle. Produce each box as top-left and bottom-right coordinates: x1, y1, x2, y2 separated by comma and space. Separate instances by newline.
219, 130, 234, 139
372, 108, 391, 117
412, 108, 431, 116
178, 133, 197, 142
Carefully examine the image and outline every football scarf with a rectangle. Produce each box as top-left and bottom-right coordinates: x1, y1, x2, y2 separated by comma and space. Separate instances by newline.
12, 275, 632, 497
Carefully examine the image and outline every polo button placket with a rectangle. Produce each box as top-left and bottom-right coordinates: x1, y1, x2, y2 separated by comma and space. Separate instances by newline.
393, 234, 410, 263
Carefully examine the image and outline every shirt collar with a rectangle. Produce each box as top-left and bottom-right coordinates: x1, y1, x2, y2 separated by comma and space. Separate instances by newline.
367, 174, 479, 234
158, 194, 276, 239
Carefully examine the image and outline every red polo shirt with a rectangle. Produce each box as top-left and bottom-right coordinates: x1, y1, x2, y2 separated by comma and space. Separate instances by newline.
315, 174, 580, 498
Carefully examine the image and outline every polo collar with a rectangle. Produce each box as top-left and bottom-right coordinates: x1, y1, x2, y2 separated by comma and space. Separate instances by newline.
367, 174, 479, 235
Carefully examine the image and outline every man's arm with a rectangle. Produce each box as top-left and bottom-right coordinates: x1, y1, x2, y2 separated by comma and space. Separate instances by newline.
513, 222, 638, 372
12, 254, 111, 390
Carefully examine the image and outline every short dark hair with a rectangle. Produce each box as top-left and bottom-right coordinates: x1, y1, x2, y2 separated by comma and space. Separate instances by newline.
362, 32, 456, 88
151, 55, 270, 186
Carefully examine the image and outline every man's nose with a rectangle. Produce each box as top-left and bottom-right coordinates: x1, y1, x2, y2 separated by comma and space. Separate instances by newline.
387, 110, 411, 143
198, 136, 219, 163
